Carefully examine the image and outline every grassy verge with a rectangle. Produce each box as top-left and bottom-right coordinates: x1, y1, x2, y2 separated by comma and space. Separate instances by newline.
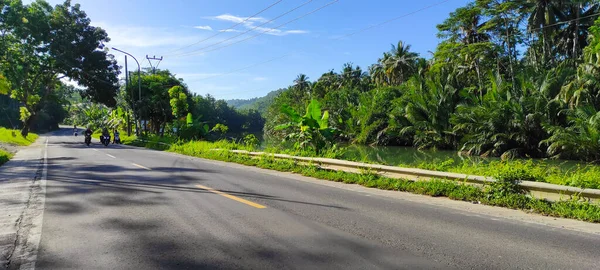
125, 137, 600, 223
0, 149, 11, 166
405, 158, 600, 190
0, 128, 38, 146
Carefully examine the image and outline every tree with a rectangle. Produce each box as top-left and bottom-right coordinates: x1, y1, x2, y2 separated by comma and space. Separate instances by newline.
383, 41, 419, 85
0, 0, 119, 135
126, 69, 189, 135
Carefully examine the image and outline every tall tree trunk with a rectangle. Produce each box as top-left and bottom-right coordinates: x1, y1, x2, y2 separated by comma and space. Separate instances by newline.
20, 114, 36, 137
573, 3, 581, 63
504, 16, 516, 91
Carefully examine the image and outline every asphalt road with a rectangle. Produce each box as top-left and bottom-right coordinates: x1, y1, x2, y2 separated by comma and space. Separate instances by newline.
35, 129, 600, 269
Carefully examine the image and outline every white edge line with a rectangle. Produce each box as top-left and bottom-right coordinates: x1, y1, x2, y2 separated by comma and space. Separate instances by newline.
106, 154, 116, 159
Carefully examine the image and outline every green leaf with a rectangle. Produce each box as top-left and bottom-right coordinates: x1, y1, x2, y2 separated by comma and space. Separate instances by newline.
320, 110, 330, 129
0, 75, 9, 95
275, 123, 293, 131
186, 113, 193, 125
280, 104, 301, 123
305, 99, 322, 120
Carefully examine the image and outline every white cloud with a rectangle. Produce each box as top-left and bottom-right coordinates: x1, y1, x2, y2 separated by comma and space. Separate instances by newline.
207, 14, 309, 36
194, 25, 213, 31
210, 14, 267, 23
257, 28, 309, 36
284, 30, 309, 35
219, 29, 243, 33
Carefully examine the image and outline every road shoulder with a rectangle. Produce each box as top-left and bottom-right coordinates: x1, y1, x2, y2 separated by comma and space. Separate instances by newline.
0, 137, 47, 270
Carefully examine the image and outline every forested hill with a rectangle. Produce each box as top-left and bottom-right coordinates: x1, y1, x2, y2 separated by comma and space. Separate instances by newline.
226, 88, 286, 115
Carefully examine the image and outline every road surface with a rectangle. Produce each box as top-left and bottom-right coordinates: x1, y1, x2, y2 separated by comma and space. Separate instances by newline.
30, 129, 600, 269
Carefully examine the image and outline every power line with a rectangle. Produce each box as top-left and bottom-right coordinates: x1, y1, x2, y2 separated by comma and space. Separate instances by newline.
163, 0, 284, 55
168, 0, 315, 57
528, 12, 600, 33
184, 0, 451, 84
175, 0, 339, 58
337, 0, 451, 40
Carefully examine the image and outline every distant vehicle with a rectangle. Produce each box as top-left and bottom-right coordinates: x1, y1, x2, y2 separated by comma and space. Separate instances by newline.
100, 135, 110, 147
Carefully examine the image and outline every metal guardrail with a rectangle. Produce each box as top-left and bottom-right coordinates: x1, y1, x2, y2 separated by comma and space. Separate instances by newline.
125, 139, 600, 203
228, 150, 600, 203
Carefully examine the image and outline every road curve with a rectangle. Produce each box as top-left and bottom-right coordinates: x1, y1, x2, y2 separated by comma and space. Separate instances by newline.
34, 129, 600, 270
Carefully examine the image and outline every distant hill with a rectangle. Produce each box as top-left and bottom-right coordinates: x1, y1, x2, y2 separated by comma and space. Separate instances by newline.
226, 88, 286, 115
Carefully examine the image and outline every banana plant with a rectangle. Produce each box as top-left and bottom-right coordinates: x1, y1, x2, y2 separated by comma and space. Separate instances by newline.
275, 99, 336, 154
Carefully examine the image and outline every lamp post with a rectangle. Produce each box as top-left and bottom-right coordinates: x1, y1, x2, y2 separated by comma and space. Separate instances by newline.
112, 47, 141, 136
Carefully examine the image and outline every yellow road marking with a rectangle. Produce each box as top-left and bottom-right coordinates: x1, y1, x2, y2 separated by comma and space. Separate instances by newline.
132, 163, 151, 170
196, 184, 266, 209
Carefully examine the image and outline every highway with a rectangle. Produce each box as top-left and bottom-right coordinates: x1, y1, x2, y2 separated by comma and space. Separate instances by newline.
31, 129, 600, 269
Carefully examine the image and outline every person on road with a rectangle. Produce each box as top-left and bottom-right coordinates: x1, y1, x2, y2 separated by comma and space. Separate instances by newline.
84, 127, 93, 137
113, 129, 120, 144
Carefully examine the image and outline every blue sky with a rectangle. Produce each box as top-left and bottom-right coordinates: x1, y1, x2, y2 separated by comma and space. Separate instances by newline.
43, 0, 470, 99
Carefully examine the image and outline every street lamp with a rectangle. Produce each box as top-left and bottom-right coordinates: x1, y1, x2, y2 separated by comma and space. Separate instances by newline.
112, 47, 141, 136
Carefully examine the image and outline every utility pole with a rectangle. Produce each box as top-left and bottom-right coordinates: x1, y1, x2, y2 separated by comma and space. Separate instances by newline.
146, 55, 163, 74
125, 56, 131, 137
112, 47, 141, 136
144, 55, 163, 133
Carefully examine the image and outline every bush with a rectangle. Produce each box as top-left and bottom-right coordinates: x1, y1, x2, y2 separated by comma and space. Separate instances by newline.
0, 149, 11, 166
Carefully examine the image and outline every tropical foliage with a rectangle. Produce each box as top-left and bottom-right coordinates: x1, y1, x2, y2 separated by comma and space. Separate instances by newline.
0, 0, 119, 135
267, 1, 600, 161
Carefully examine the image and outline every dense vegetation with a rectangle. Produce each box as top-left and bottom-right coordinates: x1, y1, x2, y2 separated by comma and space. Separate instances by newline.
65, 68, 265, 140
266, 1, 600, 162
0, 0, 120, 135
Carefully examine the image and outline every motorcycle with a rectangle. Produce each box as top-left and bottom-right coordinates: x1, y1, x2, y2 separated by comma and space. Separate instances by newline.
100, 134, 111, 147
84, 134, 91, 146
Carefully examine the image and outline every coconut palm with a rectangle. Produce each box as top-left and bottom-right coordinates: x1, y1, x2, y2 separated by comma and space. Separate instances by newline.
525, 0, 564, 63
554, 1, 600, 61
383, 41, 419, 85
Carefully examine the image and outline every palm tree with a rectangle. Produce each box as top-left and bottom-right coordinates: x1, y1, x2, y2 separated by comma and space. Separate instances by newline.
526, 0, 563, 64
293, 73, 311, 98
383, 41, 419, 85
555, 1, 599, 61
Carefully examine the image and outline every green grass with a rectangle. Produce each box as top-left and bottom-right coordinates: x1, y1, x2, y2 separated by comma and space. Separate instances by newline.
125, 137, 600, 223
0, 149, 11, 166
0, 128, 38, 146
402, 158, 600, 190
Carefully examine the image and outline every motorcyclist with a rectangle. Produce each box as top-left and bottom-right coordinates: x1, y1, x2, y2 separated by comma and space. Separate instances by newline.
101, 127, 110, 144
84, 127, 93, 137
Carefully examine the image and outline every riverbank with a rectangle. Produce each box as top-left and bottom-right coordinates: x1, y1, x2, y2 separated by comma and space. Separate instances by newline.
123, 136, 600, 223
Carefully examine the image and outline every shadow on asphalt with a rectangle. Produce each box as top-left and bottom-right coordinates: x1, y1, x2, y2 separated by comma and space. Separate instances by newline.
38, 215, 416, 270
35, 129, 434, 269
